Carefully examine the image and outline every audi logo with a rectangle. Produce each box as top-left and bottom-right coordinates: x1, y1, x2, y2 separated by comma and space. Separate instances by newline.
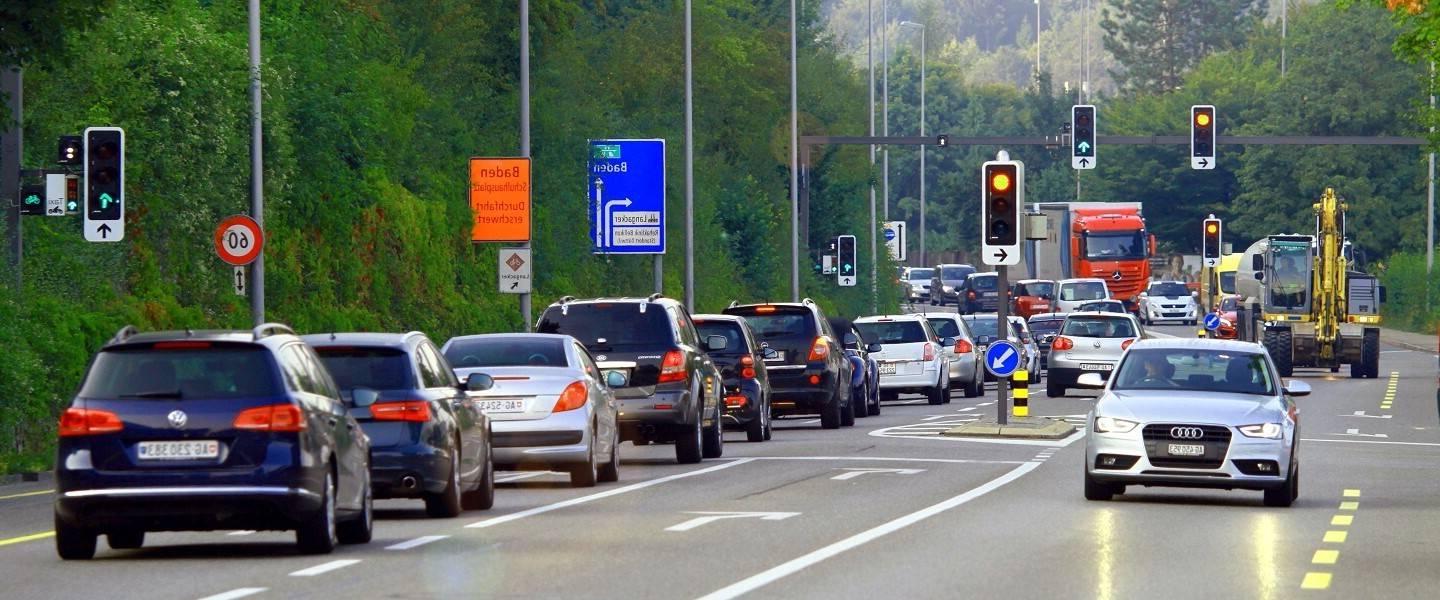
1170, 426, 1204, 440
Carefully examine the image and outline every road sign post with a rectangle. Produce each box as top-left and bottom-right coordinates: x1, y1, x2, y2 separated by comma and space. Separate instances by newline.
1071, 105, 1095, 170
883, 221, 906, 261
83, 126, 124, 242
589, 140, 666, 255
214, 215, 265, 267
837, 234, 856, 286
499, 247, 532, 294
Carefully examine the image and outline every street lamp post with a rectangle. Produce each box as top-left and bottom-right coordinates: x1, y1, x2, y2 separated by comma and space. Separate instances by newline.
882, 0, 889, 222
790, 0, 799, 301
901, 21, 925, 267
868, 0, 878, 311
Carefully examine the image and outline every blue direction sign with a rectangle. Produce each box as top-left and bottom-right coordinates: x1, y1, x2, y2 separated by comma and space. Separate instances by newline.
984, 340, 1022, 378
1203, 313, 1222, 331
589, 139, 666, 254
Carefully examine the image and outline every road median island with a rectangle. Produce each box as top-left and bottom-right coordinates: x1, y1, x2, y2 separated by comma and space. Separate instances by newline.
943, 416, 1075, 440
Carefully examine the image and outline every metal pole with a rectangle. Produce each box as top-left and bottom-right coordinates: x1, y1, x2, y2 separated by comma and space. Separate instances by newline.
789, 0, 799, 302
882, 0, 889, 222
1429, 62, 1435, 275
1281, 0, 1287, 78
248, 0, 265, 326
1035, 0, 1041, 81
918, 25, 925, 268
868, 0, 877, 311
520, 0, 533, 331
1, 67, 20, 290
684, 0, 695, 310
655, 255, 664, 294
996, 265, 1010, 426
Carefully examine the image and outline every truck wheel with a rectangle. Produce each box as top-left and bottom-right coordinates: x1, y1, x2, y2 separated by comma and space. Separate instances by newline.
1359, 328, 1380, 379
1264, 329, 1294, 378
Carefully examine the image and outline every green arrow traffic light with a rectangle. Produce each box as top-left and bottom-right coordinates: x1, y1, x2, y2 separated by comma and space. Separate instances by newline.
99, 192, 114, 209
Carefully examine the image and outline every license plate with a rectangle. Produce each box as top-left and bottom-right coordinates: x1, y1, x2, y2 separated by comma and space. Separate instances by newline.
477, 399, 527, 413
764, 351, 785, 362
878, 363, 898, 375
137, 440, 220, 461
1080, 363, 1114, 371
1168, 444, 1205, 457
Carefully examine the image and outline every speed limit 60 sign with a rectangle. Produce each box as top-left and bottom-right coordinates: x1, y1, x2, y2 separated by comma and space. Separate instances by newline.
214, 215, 265, 266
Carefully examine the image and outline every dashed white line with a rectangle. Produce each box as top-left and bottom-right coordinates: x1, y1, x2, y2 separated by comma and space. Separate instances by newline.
385, 535, 449, 550
958, 407, 978, 412
289, 559, 362, 577
196, 588, 268, 600
749, 456, 1024, 465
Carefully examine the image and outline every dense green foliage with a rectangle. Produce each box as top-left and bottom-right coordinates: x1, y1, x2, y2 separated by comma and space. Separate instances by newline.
1100, 0, 1264, 94
0, 0, 896, 470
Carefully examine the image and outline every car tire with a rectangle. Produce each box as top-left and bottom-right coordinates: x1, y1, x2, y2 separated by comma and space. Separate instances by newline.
676, 410, 704, 464
337, 478, 373, 545
868, 386, 881, 416
462, 445, 495, 510
702, 405, 725, 458
762, 398, 774, 440
296, 471, 338, 555
840, 388, 857, 427
820, 386, 843, 429
570, 436, 600, 488
54, 514, 96, 560
1264, 463, 1299, 507
852, 385, 869, 419
106, 529, 144, 550
964, 375, 983, 398
746, 410, 766, 442
1084, 471, 1116, 501
926, 382, 945, 405
1047, 379, 1066, 398
426, 451, 464, 516
881, 390, 899, 402
598, 435, 620, 483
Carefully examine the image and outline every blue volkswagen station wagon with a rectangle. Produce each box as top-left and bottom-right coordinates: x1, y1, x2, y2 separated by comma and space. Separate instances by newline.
53, 324, 373, 559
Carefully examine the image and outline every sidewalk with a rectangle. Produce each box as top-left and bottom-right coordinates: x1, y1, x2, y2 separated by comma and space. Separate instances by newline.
1381, 327, 1436, 353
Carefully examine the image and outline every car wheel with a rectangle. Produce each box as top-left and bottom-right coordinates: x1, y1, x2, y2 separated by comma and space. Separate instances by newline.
1264, 463, 1298, 507
926, 382, 945, 405
965, 375, 983, 398
54, 514, 96, 560
1084, 471, 1115, 501
676, 409, 704, 464
868, 386, 881, 416
337, 477, 373, 545
942, 377, 955, 404
570, 435, 600, 487
106, 529, 144, 550
426, 450, 464, 516
762, 400, 774, 440
1047, 378, 1066, 398
598, 434, 620, 482
852, 384, 870, 419
820, 388, 843, 429
881, 390, 899, 402
462, 445, 495, 510
746, 409, 766, 442
840, 388, 857, 427
296, 471, 338, 555
702, 405, 725, 458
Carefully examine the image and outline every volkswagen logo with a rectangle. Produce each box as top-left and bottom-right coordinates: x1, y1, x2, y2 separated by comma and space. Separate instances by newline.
167, 410, 188, 429
596, 355, 608, 362
1092, 341, 1102, 349
1111, 270, 1123, 281
1170, 426, 1204, 440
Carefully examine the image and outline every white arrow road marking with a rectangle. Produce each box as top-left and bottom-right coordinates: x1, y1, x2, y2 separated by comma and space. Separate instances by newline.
831, 468, 925, 481
1343, 411, 1393, 419
1337, 428, 1389, 438
665, 511, 800, 532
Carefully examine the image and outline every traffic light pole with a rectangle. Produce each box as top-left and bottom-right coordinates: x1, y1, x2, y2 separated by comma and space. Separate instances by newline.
996, 265, 1009, 426
247, 0, 265, 326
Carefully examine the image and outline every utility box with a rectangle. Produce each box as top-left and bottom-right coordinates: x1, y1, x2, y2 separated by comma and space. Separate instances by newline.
1024, 212, 1047, 241
1348, 275, 1381, 316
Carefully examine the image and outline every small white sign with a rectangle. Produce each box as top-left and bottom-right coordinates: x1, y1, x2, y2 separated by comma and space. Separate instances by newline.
499, 247, 532, 294
883, 221, 907, 261
822, 255, 835, 275
45, 174, 66, 217
233, 266, 247, 296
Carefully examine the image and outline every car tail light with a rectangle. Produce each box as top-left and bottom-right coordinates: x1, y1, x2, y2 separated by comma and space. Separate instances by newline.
233, 404, 308, 431
725, 395, 747, 408
955, 339, 973, 354
807, 337, 830, 362
370, 401, 432, 422
923, 342, 935, 361
1121, 338, 1136, 351
754, 305, 776, 313
658, 350, 688, 383
1052, 336, 1075, 351
740, 355, 757, 379
59, 408, 123, 437
553, 382, 588, 412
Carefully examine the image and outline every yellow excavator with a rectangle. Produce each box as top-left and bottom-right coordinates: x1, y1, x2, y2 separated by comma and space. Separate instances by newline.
1255, 188, 1382, 377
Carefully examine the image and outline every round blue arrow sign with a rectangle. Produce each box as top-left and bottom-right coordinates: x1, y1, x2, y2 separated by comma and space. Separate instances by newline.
984, 340, 1022, 378
884, 228, 896, 242
1203, 313, 1222, 331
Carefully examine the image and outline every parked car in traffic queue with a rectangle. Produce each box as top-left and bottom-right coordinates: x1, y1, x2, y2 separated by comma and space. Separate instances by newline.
1046, 311, 1145, 397
1027, 313, 1067, 370
963, 315, 1041, 382
838, 323, 882, 416
694, 315, 774, 441
958, 272, 1002, 315
904, 267, 934, 303
723, 299, 856, 429
920, 312, 984, 397
854, 315, 952, 405
1055, 278, 1112, 313
1010, 279, 1056, 319
929, 263, 977, 306
1138, 280, 1200, 325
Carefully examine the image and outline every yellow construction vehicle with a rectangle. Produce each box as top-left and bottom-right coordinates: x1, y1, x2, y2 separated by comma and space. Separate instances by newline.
1254, 189, 1382, 377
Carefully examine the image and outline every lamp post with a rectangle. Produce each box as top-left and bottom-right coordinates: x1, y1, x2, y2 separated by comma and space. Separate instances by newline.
868, 0, 877, 310
901, 21, 925, 267
789, 0, 799, 301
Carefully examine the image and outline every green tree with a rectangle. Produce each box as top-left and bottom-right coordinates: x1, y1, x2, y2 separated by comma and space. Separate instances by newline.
1100, 0, 1264, 94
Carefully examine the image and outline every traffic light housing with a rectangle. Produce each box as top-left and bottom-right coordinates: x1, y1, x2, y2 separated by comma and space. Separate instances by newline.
19, 184, 44, 216
58, 135, 82, 166
1071, 105, 1095, 169
936, 134, 949, 147
1202, 217, 1222, 265
1191, 105, 1215, 169
837, 234, 856, 286
84, 127, 124, 221
984, 163, 1019, 246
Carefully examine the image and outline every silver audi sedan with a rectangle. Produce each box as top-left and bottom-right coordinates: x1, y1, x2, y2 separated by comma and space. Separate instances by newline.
1080, 338, 1307, 507
442, 333, 621, 488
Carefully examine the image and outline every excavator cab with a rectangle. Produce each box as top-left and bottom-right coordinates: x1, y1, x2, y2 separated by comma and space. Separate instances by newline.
1261, 236, 1314, 317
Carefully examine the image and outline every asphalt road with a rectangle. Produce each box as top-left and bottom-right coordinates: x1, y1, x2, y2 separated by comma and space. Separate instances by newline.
1, 321, 1437, 599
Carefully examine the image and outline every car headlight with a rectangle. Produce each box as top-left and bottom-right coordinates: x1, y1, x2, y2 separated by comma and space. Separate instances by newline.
943, 286, 955, 293
1094, 416, 1139, 433
1239, 423, 1283, 439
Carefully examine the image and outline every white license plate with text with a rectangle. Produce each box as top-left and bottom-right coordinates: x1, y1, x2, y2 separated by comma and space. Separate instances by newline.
1080, 363, 1114, 371
137, 440, 220, 461
477, 399, 527, 413
878, 363, 899, 375
1167, 444, 1205, 457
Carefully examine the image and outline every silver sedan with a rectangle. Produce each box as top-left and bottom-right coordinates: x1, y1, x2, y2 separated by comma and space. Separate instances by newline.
442, 333, 621, 488
1080, 338, 1307, 507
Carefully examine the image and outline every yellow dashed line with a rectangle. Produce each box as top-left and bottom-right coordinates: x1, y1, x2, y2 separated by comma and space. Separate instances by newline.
1343, 489, 1361, 498
1312, 549, 1340, 565
1301, 572, 1333, 590
1331, 515, 1354, 526
0, 489, 52, 501
1339, 501, 1358, 511
1323, 530, 1348, 543
0, 531, 54, 547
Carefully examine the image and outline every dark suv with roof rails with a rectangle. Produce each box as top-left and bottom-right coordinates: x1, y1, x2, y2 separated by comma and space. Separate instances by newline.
723, 299, 855, 429
537, 295, 725, 464
54, 324, 373, 560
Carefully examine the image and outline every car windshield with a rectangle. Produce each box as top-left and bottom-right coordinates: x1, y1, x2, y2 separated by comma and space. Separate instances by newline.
537, 304, 675, 349
856, 321, 928, 344
1019, 282, 1054, 297
1149, 282, 1190, 297
1061, 316, 1136, 338
1060, 281, 1108, 301
941, 266, 973, 280
727, 308, 816, 344
1084, 231, 1146, 259
908, 268, 934, 281
969, 276, 997, 291
1269, 242, 1311, 310
694, 321, 751, 354
315, 347, 416, 390
1029, 319, 1064, 335
926, 318, 962, 339
1113, 348, 1275, 395
79, 344, 281, 399
441, 337, 569, 368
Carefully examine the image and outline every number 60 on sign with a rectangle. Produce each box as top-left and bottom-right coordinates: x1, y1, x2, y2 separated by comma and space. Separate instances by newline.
214, 215, 265, 266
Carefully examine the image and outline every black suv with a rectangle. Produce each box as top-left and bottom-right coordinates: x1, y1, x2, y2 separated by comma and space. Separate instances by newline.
55, 324, 372, 559
723, 299, 855, 429
694, 314, 772, 442
537, 295, 725, 464
959, 272, 1001, 314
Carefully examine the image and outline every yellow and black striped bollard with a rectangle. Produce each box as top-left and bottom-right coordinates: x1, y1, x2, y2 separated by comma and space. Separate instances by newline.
1012, 370, 1029, 418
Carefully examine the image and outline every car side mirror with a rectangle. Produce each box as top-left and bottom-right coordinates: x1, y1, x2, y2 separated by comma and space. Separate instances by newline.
1076, 373, 1106, 388
1284, 379, 1311, 397
605, 370, 629, 388
352, 387, 379, 407
1254, 272, 1264, 281
941, 336, 957, 347
465, 373, 494, 392
705, 335, 728, 352
866, 342, 883, 353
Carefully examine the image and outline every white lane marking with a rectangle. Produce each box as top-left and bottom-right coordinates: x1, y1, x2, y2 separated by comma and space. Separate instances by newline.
1379, 350, 1412, 354
957, 407, 978, 412
466, 458, 756, 529
1301, 438, 1440, 447
831, 467, 926, 480
1148, 331, 1177, 339
749, 455, 1026, 465
1338, 428, 1389, 438
868, 423, 1087, 447
197, 588, 268, 600
665, 511, 800, 532
385, 535, 449, 550
1343, 411, 1393, 420
289, 559, 361, 577
495, 472, 554, 483
226, 530, 256, 536
697, 461, 1040, 600
922, 415, 950, 421
895, 399, 925, 405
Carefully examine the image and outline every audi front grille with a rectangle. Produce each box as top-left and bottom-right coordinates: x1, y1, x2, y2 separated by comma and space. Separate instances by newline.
1141, 424, 1231, 469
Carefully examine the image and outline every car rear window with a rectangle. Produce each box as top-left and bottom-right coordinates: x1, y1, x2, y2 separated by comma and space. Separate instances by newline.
1079, 301, 1126, 313
969, 276, 998, 291
1060, 281, 1108, 301
926, 318, 962, 339
315, 347, 416, 390
537, 304, 675, 349
79, 344, 281, 399
1019, 282, 1054, 297
941, 266, 973, 280
1029, 319, 1064, 334
1150, 282, 1191, 297
724, 307, 817, 345
857, 320, 928, 344
1061, 316, 1136, 338
694, 321, 750, 355
908, 268, 934, 281
441, 337, 569, 369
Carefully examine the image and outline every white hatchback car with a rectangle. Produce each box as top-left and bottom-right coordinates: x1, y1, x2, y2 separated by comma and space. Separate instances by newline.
855, 315, 951, 405
1055, 278, 1112, 313
1046, 311, 1144, 397
1138, 280, 1199, 325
